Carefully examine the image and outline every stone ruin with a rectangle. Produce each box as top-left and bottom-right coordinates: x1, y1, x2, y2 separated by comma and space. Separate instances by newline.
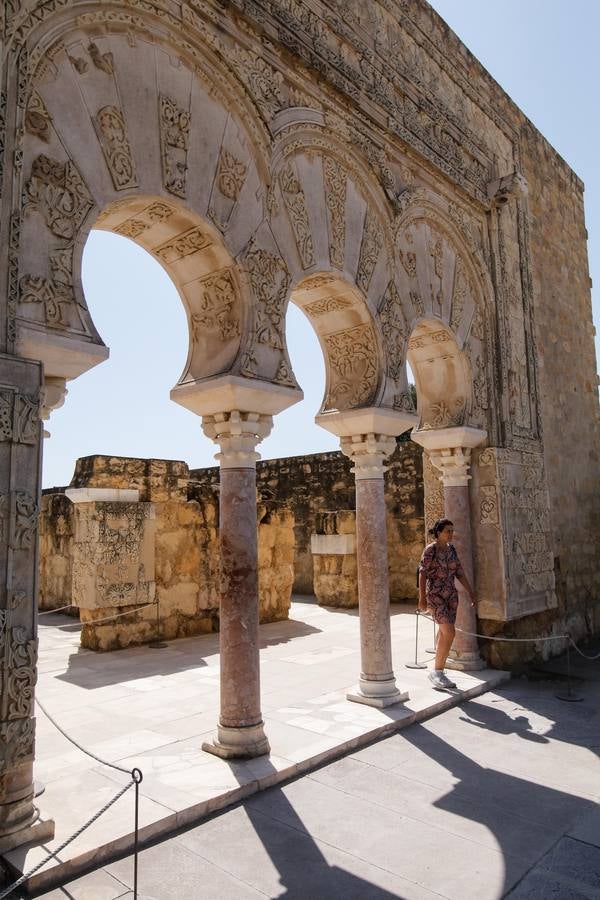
40, 440, 424, 650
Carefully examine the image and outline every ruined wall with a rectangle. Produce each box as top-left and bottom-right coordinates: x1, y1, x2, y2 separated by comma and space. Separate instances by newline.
40, 456, 294, 650
39, 493, 74, 611
190, 436, 424, 603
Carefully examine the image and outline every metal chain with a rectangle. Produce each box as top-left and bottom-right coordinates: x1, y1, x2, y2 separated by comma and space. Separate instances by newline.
0, 781, 134, 900
35, 698, 131, 775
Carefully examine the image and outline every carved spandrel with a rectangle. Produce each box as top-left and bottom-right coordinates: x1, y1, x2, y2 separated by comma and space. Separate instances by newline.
243, 245, 290, 355
378, 280, 407, 383
278, 162, 314, 269
94, 106, 137, 191
159, 95, 190, 199
356, 208, 382, 293
25, 155, 94, 240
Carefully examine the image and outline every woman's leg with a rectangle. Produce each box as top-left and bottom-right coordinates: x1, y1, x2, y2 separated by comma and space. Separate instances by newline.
435, 623, 455, 670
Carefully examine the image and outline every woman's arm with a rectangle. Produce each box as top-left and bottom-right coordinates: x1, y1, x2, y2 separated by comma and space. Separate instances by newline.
456, 573, 478, 607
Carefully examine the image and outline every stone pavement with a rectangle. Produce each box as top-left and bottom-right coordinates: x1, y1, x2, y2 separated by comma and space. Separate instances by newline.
2, 598, 509, 894
24, 645, 600, 900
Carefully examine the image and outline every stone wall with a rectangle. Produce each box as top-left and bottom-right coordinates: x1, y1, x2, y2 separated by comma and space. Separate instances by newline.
190, 436, 424, 604
40, 456, 295, 650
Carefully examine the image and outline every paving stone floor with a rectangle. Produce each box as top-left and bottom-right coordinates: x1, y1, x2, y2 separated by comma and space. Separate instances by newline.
3, 603, 599, 898
26, 648, 600, 900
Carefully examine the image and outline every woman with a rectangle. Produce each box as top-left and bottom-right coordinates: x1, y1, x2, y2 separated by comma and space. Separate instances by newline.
418, 518, 477, 689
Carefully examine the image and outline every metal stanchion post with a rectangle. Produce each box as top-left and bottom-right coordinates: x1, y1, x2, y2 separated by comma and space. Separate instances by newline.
556, 637, 583, 702
426, 619, 437, 655
405, 611, 428, 669
148, 598, 167, 649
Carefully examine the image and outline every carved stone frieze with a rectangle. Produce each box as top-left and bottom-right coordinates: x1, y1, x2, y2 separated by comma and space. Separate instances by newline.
356, 208, 382, 293
228, 45, 285, 119
323, 156, 346, 269
159, 95, 190, 198
94, 105, 137, 191
154, 225, 211, 263
324, 323, 378, 409
112, 202, 174, 241
278, 162, 314, 269
191, 268, 240, 342
304, 295, 352, 317
216, 148, 247, 201
25, 155, 94, 240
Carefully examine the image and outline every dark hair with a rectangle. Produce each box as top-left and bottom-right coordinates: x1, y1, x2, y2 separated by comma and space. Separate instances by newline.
428, 518, 454, 539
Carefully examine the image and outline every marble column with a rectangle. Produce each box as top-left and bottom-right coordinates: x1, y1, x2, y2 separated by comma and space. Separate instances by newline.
316, 408, 418, 708
343, 434, 407, 706
412, 427, 486, 672
201, 411, 273, 758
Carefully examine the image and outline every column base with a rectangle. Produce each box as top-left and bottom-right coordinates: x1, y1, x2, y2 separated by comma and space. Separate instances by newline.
347, 677, 409, 708
202, 722, 270, 760
445, 650, 485, 672
0, 816, 55, 854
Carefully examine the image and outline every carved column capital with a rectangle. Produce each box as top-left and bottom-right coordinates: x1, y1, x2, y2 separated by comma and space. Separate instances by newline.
341, 433, 396, 480
429, 446, 472, 487
202, 410, 273, 468
41, 376, 68, 438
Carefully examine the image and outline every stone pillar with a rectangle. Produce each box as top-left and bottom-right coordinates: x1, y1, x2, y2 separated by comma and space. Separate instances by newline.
201, 411, 272, 758
316, 408, 418, 708
0, 356, 54, 852
171, 375, 303, 758
412, 427, 487, 672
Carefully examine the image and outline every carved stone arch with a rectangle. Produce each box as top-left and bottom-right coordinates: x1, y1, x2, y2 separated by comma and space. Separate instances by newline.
291, 272, 387, 414
12, 10, 273, 389
268, 121, 396, 311
394, 189, 497, 436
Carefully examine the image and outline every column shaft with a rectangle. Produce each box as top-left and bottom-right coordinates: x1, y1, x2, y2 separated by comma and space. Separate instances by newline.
218, 467, 262, 730
355, 478, 396, 687
443, 484, 481, 666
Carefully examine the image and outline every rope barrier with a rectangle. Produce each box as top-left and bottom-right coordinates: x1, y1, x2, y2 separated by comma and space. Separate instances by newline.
0, 780, 134, 900
39, 601, 157, 630
38, 604, 74, 616
35, 698, 132, 775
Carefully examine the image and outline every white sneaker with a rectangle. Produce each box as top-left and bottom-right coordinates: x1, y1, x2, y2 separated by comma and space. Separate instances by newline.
428, 671, 456, 690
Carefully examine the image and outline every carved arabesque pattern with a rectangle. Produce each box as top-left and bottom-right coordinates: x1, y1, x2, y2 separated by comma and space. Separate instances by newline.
94, 105, 137, 191
25, 155, 93, 240
278, 162, 314, 269
324, 323, 379, 409
159, 95, 190, 198
323, 156, 346, 269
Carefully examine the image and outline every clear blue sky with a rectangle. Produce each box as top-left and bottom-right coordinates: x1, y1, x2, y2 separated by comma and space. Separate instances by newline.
42, 1, 599, 488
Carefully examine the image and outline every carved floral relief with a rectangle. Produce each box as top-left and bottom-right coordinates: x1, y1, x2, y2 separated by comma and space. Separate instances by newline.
94, 106, 138, 191
159, 95, 190, 198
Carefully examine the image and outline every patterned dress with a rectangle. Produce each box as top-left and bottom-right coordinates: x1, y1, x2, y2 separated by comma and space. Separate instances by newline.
419, 541, 464, 625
